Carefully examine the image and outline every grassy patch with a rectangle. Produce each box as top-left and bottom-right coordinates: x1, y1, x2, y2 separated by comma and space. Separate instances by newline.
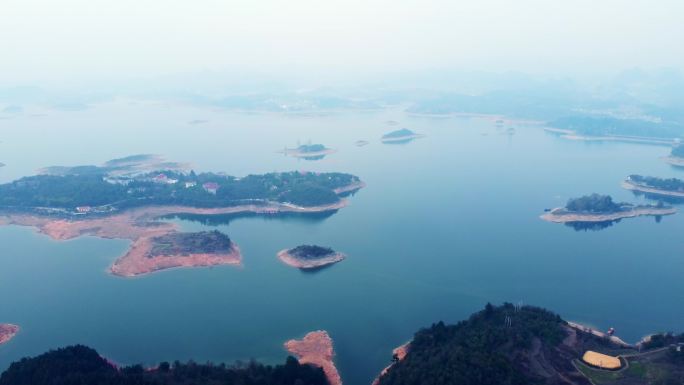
575, 360, 623, 384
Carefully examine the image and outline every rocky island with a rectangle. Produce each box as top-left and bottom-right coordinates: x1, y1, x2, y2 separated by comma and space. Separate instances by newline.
623, 174, 684, 199
381, 128, 424, 144
277, 245, 345, 270
280, 143, 336, 160
0, 324, 19, 345
540, 193, 675, 223
285, 330, 341, 385
0, 156, 364, 277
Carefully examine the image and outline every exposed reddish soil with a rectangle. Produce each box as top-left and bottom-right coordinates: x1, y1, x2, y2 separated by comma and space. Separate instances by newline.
284, 330, 342, 385
0, 324, 19, 345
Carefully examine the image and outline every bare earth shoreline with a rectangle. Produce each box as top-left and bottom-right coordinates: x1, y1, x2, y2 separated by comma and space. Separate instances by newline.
622, 180, 684, 198
0, 199, 350, 277
540, 206, 676, 223
0, 324, 19, 345
284, 330, 342, 385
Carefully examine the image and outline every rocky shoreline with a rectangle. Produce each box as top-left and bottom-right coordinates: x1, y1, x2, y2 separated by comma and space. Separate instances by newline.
0, 324, 19, 345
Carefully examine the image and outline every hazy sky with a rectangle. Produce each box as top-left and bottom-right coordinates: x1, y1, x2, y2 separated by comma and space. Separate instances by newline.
2, 0, 683, 85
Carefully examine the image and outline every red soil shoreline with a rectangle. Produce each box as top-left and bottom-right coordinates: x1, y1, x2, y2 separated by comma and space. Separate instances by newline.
277, 249, 345, 270
372, 342, 410, 385
284, 330, 342, 385
0, 324, 19, 345
0, 199, 350, 277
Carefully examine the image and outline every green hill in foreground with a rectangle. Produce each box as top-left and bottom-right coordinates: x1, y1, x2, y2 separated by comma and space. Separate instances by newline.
377, 303, 684, 385
0, 345, 328, 385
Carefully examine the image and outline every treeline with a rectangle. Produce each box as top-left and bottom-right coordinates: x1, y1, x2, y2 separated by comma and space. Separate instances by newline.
565, 194, 624, 213
148, 231, 232, 258
0, 345, 329, 385
628, 175, 684, 192
0, 171, 361, 211
377, 303, 567, 385
382, 129, 416, 139
289, 245, 335, 259
672, 145, 684, 158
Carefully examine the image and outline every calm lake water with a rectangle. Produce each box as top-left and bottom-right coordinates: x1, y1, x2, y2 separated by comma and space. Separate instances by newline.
1, 102, 684, 384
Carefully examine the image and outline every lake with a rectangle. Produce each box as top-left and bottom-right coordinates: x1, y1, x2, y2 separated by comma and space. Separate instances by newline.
1, 102, 684, 384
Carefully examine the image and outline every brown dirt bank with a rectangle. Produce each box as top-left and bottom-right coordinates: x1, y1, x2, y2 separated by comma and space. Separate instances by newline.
0, 200, 348, 277
540, 206, 676, 223
284, 330, 342, 385
0, 324, 19, 345
372, 342, 410, 385
277, 249, 345, 270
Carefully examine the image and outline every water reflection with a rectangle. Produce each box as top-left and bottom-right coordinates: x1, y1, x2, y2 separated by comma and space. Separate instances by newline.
163, 210, 338, 226
565, 220, 620, 231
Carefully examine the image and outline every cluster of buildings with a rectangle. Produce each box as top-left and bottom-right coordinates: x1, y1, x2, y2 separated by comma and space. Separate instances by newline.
153, 173, 219, 194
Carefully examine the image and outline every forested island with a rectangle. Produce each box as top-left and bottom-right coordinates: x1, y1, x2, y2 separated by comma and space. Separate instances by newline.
277, 245, 346, 270
375, 303, 684, 385
0, 324, 19, 345
663, 144, 684, 167
146, 230, 233, 258
541, 194, 675, 223
0, 345, 329, 385
0, 168, 362, 216
381, 128, 424, 143
280, 143, 336, 160
623, 175, 684, 198
546, 116, 684, 145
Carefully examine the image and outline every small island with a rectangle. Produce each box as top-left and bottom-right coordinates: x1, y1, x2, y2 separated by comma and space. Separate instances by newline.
0, 324, 19, 345
381, 128, 424, 144
277, 245, 345, 270
662, 144, 684, 167
355, 140, 369, 147
111, 230, 242, 277
540, 193, 676, 223
623, 175, 684, 198
280, 143, 336, 160
284, 330, 341, 385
